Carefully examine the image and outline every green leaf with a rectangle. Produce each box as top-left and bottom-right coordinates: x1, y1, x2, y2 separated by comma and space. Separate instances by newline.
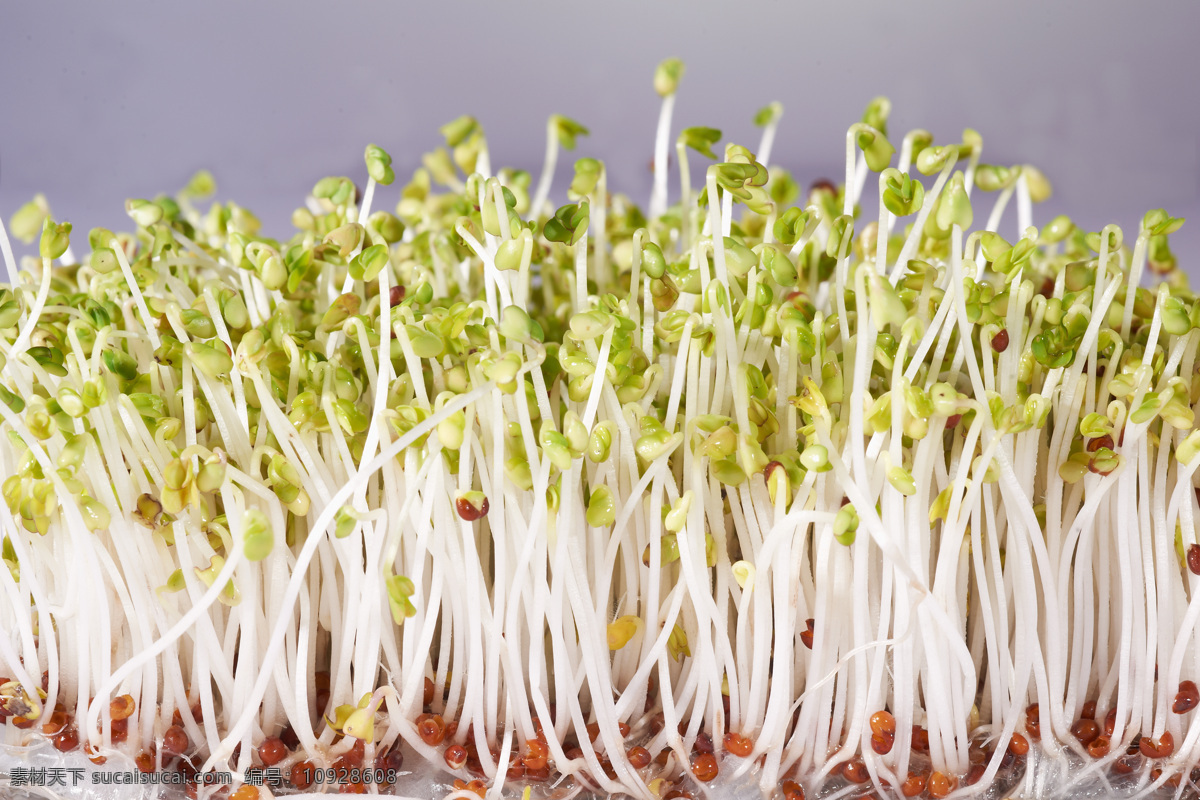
753, 101, 783, 127
586, 486, 616, 527
181, 170, 216, 198
543, 202, 589, 245
935, 173, 973, 231
552, 115, 590, 150
349, 244, 389, 281
10, 195, 49, 244
654, 58, 685, 96
855, 127, 895, 172
861, 96, 891, 137
834, 505, 858, 545
881, 169, 924, 217
102, 348, 139, 381
364, 143, 395, 185
678, 127, 722, 160
242, 510, 273, 561
568, 158, 603, 199
385, 574, 417, 622
39, 219, 72, 261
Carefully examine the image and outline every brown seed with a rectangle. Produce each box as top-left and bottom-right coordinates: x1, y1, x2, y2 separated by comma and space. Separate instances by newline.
1071, 718, 1100, 746
869, 710, 896, 736
375, 744, 404, 778
1025, 703, 1041, 740
663, 790, 694, 800
1087, 434, 1114, 453
1104, 707, 1117, 736
1112, 754, 1140, 774
163, 725, 189, 756
522, 750, 548, 772
628, 745, 652, 768
389, 285, 406, 306
84, 742, 107, 764
110, 717, 128, 743
1140, 731, 1174, 758
1008, 731, 1029, 755
445, 744, 468, 770
911, 725, 930, 753
965, 763, 987, 786
455, 495, 489, 521
780, 779, 805, 800
1087, 736, 1111, 759
291, 761, 316, 789
423, 676, 436, 706
336, 737, 366, 769
1174, 680, 1199, 713
231, 787, 260, 800
810, 179, 837, 196
900, 772, 926, 797
1080, 700, 1096, 720
1188, 544, 1200, 576
842, 757, 869, 783
258, 736, 287, 766
801, 619, 815, 649
417, 713, 446, 746
135, 750, 156, 773
927, 771, 956, 798
280, 724, 300, 750
176, 759, 198, 782
42, 710, 70, 735
53, 726, 80, 752
110, 694, 135, 721
691, 752, 719, 782
991, 328, 1010, 352
723, 732, 753, 757
870, 731, 894, 754
693, 731, 714, 754
525, 764, 551, 782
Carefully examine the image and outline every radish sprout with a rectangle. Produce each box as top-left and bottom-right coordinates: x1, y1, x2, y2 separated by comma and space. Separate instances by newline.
0, 58, 1196, 800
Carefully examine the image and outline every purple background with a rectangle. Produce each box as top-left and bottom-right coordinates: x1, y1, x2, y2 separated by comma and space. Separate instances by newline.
2, 0, 1198, 272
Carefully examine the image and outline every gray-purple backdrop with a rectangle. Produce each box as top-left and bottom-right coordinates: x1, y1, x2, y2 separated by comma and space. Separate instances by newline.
2, 0, 1197, 272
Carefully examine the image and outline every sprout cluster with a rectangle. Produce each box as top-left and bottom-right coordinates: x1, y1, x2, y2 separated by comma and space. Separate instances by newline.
0, 59, 1198, 800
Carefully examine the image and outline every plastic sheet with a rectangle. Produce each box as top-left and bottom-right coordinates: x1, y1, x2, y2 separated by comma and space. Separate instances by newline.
7, 735, 1200, 799
0, 738, 1113, 800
